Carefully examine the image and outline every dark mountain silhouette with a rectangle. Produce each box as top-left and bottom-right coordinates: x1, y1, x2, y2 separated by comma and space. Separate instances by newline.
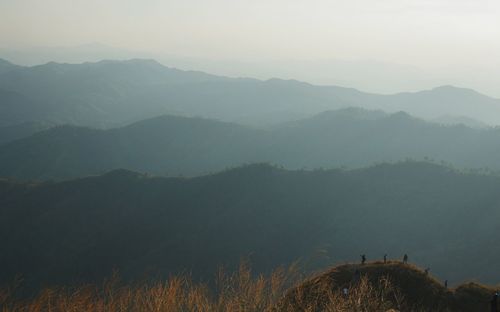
1, 162, 500, 290
2, 109, 500, 180
1, 58, 500, 129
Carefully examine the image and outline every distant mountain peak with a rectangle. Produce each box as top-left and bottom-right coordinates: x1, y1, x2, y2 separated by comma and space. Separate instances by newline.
430, 85, 481, 96
388, 110, 415, 120
265, 78, 312, 87
29, 61, 74, 74
28, 58, 166, 72
96, 58, 163, 66
432, 85, 461, 90
393, 85, 486, 99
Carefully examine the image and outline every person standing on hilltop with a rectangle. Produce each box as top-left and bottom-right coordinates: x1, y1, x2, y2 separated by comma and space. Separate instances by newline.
384, 254, 387, 263
403, 254, 408, 264
361, 254, 366, 265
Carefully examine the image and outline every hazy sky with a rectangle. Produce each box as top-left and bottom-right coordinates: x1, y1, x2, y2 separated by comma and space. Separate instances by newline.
1, 0, 500, 95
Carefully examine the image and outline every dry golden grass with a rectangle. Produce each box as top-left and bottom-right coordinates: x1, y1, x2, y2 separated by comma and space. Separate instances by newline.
276, 274, 414, 312
0, 261, 300, 312
0, 262, 424, 312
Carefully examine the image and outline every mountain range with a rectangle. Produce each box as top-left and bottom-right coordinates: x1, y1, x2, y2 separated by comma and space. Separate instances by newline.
1, 58, 500, 131
2, 57, 500, 300
2, 108, 500, 180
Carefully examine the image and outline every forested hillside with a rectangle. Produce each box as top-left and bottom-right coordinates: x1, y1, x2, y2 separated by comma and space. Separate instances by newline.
1, 162, 499, 290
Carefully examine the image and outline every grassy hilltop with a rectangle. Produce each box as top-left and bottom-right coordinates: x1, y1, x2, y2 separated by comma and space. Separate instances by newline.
1, 261, 498, 312
278, 261, 498, 311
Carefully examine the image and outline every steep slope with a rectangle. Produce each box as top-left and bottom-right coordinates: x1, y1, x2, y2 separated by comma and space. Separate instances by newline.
1, 162, 500, 290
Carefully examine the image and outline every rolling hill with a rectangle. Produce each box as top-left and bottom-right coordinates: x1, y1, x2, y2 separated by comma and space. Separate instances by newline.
278, 262, 498, 311
2, 109, 500, 180
1, 162, 500, 290
0, 115, 262, 179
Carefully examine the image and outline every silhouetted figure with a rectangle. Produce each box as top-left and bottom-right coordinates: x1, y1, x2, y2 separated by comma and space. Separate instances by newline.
492, 292, 499, 312
403, 254, 408, 264
444, 280, 448, 289
361, 254, 366, 265
384, 254, 387, 263
424, 268, 430, 275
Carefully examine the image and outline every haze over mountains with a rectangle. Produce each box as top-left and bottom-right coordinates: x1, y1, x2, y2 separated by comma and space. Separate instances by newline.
2, 57, 500, 181
3, 43, 500, 100
4, 0, 500, 309
1, 58, 499, 132
1, 57, 500, 300
2, 108, 500, 181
